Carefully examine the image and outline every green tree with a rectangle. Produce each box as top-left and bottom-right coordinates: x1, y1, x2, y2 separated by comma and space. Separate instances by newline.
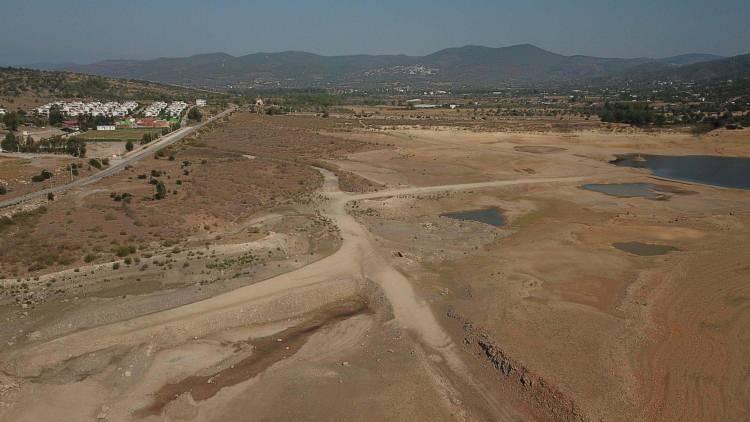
3, 111, 19, 131
2, 132, 18, 152
125, 140, 134, 152
48, 105, 64, 126
187, 108, 202, 122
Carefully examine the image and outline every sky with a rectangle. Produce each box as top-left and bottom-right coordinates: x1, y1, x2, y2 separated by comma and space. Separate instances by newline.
1, 0, 749, 66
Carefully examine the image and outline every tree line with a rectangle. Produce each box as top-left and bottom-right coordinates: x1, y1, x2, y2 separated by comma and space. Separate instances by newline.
2, 133, 86, 156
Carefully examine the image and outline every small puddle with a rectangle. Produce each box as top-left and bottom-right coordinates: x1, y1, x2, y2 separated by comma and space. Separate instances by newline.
613, 242, 679, 256
441, 208, 506, 227
581, 183, 696, 200
611, 154, 750, 190
582, 183, 665, 199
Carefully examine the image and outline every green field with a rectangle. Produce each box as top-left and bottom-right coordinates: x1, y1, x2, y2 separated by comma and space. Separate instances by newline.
78, 128, 165, 142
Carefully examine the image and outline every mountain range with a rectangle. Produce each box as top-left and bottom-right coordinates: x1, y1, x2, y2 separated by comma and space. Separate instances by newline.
54, 44, 746, 89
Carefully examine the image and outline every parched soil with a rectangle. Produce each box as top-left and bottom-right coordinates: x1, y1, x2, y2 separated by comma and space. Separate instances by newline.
341, 124, 750, 420
1, 110, 749, 421
0, 154, 95, 202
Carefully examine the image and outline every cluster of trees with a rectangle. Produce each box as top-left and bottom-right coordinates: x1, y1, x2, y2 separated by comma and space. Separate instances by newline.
187, 108, 202, 121
88, 158, 109, 169
1, 133, 86, 156
76, 114, 115, 131
598, 101, 750, 131
2, 111, 20, 131
139, 123, 181, 146
599, 102, 660, 126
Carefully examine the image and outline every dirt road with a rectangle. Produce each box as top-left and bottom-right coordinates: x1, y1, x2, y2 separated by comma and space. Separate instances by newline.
1, 170, 584, 420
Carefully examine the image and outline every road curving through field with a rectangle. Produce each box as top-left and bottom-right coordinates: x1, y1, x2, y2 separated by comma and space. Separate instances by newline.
0, 168, 584, 419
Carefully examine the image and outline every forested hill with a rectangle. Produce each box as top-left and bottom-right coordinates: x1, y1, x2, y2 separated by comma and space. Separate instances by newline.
60, 44, 740, 89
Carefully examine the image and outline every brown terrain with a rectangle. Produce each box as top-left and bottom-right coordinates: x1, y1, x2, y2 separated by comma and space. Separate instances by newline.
0, 108, 749, 421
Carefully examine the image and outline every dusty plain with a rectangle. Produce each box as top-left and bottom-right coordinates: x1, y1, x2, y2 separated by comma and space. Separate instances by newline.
0, 109, 748, 421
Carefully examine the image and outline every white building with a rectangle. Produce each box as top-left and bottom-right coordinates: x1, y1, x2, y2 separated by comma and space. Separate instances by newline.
196, 99, 207, 107
0, 107, 6, 116
96, 125, 116, 131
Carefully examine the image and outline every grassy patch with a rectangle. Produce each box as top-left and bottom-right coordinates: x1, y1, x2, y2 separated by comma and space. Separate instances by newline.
510, 209, 545, 229
78, 128, 164, 142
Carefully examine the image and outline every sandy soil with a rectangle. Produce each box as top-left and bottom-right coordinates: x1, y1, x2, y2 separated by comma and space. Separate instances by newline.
1, 111, 749, 421
335, 124, 750, 420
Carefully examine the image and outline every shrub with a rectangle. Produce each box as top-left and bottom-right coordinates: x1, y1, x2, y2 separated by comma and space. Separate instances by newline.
113, 245, 136, 257
154, 180, 167, 200
266, 106, 286, 115
31, 169, 53, 182
88, 158, 102, 169
125, 140, 134, 151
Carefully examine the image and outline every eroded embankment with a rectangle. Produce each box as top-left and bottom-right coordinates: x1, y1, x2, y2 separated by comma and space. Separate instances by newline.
448, 309, 588, 422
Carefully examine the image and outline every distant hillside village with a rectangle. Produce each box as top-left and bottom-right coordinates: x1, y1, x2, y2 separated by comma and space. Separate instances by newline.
1, 99, 207, 155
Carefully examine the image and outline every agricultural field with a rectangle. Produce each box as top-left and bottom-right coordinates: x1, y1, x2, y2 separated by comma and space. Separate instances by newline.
77, 128, 167, 142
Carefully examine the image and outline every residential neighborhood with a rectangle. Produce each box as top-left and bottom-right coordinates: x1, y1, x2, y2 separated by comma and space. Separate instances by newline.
144, 101, 189, 117
0, 97, 209, 156
34, 101, 139, 118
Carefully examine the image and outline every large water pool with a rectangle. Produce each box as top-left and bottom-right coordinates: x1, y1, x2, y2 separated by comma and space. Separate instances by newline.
611, 154, 750, 190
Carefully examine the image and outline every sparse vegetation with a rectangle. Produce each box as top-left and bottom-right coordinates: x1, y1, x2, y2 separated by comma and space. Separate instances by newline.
0, 67, 225, 101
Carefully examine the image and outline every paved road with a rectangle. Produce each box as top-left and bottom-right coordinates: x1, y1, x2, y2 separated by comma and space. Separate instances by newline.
0, 107, 234, 209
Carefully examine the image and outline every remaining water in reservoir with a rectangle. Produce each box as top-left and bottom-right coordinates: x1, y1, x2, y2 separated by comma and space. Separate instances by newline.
582, 183, 665, 199
611, 154, 750, 190
441, 208, 506, 227
613, 242, 679, 256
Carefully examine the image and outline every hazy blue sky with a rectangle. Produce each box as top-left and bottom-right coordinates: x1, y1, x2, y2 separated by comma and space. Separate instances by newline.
1, 0, 748, 65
